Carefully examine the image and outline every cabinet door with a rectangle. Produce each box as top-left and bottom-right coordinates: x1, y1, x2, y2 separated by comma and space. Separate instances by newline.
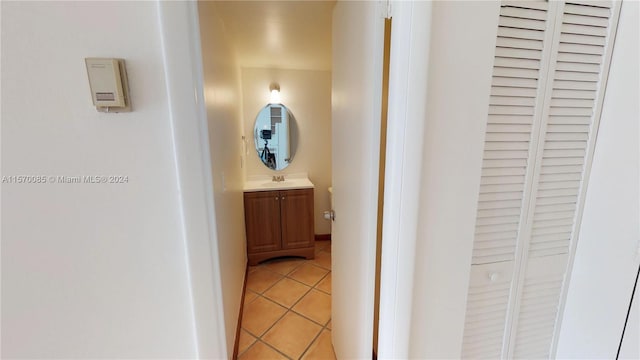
280, 188, 314, 249
244, 191, 282, 253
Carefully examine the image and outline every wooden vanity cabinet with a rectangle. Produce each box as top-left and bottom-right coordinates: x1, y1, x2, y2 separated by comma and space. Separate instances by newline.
244, 188, 315, 265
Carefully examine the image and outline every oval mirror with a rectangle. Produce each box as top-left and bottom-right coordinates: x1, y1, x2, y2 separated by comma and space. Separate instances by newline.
253, 104, 297, 171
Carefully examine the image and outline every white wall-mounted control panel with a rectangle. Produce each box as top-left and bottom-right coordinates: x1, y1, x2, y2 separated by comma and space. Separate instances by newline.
85, 58, 131, 112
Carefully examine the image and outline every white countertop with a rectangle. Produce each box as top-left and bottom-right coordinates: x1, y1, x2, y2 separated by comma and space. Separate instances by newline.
244, 173, 315, 192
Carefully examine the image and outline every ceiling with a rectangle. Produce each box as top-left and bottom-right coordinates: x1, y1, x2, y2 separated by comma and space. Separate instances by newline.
211, 1, 335, 71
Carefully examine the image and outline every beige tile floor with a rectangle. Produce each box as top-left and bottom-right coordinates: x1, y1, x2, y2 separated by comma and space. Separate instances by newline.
238, 240, 336, 360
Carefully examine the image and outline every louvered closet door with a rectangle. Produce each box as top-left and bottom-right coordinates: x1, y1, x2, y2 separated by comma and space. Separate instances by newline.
511, 1, 621, 358
462, 1, 621, 359
462, 1, 553, 358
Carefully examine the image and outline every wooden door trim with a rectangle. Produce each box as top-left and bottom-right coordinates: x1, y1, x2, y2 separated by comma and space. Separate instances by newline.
232, 264, 249, 359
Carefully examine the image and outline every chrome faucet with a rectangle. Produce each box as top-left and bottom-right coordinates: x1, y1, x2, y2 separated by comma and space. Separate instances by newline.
272, 175, 285, 182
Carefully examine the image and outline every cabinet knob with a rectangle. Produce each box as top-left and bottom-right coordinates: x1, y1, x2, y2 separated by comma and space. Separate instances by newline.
489, 273, 499, 282
281, 197, 285, 200
275, 197, 279, 200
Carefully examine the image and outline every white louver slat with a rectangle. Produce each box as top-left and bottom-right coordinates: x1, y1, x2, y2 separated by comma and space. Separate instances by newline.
528, 1, 611, 260
463, 0, 621, 359
510, 1, 619, 358
462, 262, 514, 359
463, 2, 550, 358
513, 256, 568, 358
470, 1, 548, 266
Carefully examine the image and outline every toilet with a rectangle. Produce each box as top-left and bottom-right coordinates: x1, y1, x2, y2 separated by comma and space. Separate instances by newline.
324, 187, 334, 222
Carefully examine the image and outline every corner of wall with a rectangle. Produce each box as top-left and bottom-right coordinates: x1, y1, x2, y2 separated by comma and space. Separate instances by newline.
158, 1, 231, 358
197, 1, 249, 355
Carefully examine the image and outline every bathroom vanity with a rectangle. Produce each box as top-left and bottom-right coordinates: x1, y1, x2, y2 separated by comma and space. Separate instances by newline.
243, 176, 315, 265
244, 101, 316, 264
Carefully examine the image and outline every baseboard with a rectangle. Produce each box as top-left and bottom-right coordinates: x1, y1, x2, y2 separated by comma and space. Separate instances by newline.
315, 233, 331, 241
233, 264, 249, 359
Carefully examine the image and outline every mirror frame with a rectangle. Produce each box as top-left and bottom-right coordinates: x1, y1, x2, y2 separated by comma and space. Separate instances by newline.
253, 103, 297, 171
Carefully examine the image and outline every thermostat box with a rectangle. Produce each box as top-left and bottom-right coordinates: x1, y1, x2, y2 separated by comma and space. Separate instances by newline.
85, 58, 131, 112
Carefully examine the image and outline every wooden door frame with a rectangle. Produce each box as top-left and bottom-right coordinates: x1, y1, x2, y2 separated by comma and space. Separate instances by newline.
376, 1, 433, 358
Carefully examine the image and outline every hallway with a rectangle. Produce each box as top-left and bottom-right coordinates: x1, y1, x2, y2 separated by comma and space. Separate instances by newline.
238, 240, 335, 359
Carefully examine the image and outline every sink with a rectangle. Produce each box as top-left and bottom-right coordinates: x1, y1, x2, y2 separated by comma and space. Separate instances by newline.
244, 174, 314, 192
261, 180, 292, 187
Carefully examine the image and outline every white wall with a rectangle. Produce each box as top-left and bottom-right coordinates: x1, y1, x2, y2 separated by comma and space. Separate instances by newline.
556, 1, 640, 358
1, 2, 199, 358
619, 278, 639, 359
406, 2, 499, 358
241, 68, 332, 235
198, 2, 248, 355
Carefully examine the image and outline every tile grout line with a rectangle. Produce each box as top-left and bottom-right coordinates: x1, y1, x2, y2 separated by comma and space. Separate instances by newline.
262, 308, 309, 359
242, 338, 294, 360
248, 259, 329, 298
241, 303, 290, 358
287, 270, 329, 289
249, 249, 330, 278
281, 264, 332, 358
244, 283, 320, 356
239, 315, 332, 360
299, 315, 333, 360
251, 269, 290, 295
262, 338, 295, 360
312, 271, 332, 295
297, 326, 325, 360
259, 285, 324, 330
242, 306, 287, 340
266, 261, 306, 276
240, 244, 333, 360
248, 303, 321, 359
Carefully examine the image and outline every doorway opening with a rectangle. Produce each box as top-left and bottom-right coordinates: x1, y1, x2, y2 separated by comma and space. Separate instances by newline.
197, 1, 392, 359
197, 1, 336, 359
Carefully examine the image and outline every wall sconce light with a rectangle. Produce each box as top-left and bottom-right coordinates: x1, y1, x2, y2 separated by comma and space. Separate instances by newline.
269, 83, 281, 104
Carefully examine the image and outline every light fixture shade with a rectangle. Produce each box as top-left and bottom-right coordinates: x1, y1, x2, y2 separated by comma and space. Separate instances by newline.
270, 89, 281, 104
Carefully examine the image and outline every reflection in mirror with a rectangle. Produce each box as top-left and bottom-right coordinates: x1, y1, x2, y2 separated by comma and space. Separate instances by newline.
254, 104, 297, 171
